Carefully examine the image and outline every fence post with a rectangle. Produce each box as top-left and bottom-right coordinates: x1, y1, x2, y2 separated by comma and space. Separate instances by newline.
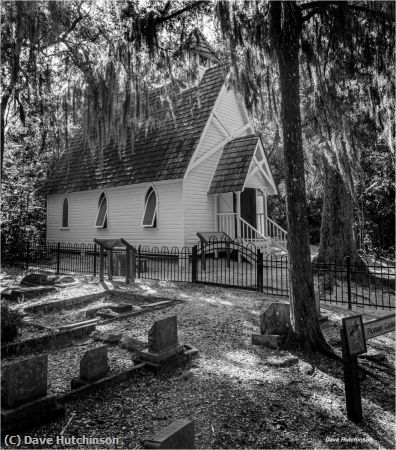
137, 245, 141, 278
93, 243, 97, 277
99, 246, 104, 282
257, 249, 263, 292
346, 256, 352, 309
25, 241, 30, 272
192, 245, 198, 283
108, 249, 113, 281
340, 326, 362, 422
56, 242, 61, 275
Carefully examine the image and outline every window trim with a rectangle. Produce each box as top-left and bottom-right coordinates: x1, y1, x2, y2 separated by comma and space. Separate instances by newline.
94, 192, 108, 229
141, 186, 158, 228
60, 196, 70, 230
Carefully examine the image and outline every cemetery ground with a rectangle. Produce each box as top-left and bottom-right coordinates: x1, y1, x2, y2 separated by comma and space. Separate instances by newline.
1, 269, 395, 449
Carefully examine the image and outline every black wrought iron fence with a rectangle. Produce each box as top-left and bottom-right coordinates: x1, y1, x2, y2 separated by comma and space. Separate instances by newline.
313, 256, 395, 310
1, 242, 104, 276
1, 241, 394, 310
137, 245, 192, 282
194, 238, 260, 291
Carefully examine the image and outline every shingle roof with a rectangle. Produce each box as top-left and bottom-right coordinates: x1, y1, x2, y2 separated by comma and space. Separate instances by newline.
208, 135, 259, 194
42, 66, 225, 195
181, 29, 220, 62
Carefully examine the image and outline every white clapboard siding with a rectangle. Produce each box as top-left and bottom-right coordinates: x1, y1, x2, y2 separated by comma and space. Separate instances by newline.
47, 180, 183, 248
216, 89, 248, 135
183, 88, 248, 247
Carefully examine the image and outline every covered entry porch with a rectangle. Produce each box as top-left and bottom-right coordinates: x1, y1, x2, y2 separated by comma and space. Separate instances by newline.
208, 135, 287, 252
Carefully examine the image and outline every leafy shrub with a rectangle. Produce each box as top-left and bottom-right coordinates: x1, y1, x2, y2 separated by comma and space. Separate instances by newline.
1, 302, 23, 343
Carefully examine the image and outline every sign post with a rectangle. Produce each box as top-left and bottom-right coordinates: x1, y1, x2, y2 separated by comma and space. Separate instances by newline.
340, 313, 395, 423
341, 315, 366, 423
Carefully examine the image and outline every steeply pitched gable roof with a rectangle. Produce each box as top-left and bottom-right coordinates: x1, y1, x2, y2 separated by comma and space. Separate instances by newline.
180, 28, 220, 63
208, 135, 259, 194
43, 66, 225, 195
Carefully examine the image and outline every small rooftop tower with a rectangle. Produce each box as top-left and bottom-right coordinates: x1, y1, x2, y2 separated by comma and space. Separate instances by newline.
181, 29, 220, 81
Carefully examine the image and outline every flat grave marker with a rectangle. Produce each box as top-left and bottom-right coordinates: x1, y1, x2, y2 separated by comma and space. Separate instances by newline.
144, 419, 194, 449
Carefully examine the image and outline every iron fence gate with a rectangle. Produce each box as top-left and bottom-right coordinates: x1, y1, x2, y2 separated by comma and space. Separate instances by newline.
192, 237, 289, 296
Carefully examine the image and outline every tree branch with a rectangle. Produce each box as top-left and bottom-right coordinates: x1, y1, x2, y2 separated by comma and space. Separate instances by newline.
301, 1, 394, 22
300, 1, 341, 10
155, 1, 210, 25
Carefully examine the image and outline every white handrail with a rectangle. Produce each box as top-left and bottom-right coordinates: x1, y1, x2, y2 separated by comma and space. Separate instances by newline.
267, 217, 287, 235
239, 217, 270, 252
257, 214, 288, 250
216, 212, 287, 253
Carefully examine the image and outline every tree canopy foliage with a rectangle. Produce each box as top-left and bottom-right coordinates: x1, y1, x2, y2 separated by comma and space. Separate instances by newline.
1, 1, 394, 351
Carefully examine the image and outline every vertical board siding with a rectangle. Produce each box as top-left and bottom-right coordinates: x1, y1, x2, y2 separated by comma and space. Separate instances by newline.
183, 88, 249, 247
46, 181, 183, 247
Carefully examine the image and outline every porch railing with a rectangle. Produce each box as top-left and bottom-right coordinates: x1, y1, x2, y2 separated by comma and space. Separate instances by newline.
216, 213, 270, 252
240, 217, 270, 252
257, 214, 288, 250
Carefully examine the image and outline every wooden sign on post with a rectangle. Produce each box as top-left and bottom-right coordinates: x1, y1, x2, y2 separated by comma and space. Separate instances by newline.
341, 315, 364, 423
341, 312, 395, 424
364, 314, 395, 340
342, 315, 367, 356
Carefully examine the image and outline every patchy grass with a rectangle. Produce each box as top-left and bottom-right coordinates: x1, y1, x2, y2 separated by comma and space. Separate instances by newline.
1, 277, 395, 449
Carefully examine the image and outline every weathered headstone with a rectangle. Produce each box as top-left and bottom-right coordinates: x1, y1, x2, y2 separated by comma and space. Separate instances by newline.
136, 317, 198, 373
1, 354, 65, 433
80, 345, 109, 381
260, 302, 290, 335
144, 419, 194, 449
252, 302, 290, 350
1, 355, 48, 408
148, 316, 178, 353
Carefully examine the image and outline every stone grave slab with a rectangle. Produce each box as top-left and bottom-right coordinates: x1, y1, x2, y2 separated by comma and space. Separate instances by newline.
1, 355, 48, 408
260, 302, 290, 335
144, 419, 194, 449
137, 317, 198, 374
71, 345, 109, 389
1, 394, 64, 433
120, 336, 147, 351
148, 316, 178, 353
80, 345, 109, 381
252, 334, 285, 349
96, 308, 118, 319
109, 303, 133, 313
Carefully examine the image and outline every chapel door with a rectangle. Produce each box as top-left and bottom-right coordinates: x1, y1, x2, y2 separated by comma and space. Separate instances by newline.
240, 188, 257, 228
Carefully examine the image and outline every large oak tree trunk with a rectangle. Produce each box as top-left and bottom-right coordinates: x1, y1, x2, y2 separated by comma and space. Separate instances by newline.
270, 1, 329, 352
317, 161, 360, 265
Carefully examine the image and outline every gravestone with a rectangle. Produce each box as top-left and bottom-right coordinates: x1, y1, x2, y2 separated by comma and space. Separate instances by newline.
71, 345, 109, 389
260, 302, 290, 335
252, 302, 290, 349
136, 316, 198, 373
1, 354, 65, 433
1, 355, 48, 408
148, 316, 178, 353
144, 419, 194, 449
80, 345, 109, 381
